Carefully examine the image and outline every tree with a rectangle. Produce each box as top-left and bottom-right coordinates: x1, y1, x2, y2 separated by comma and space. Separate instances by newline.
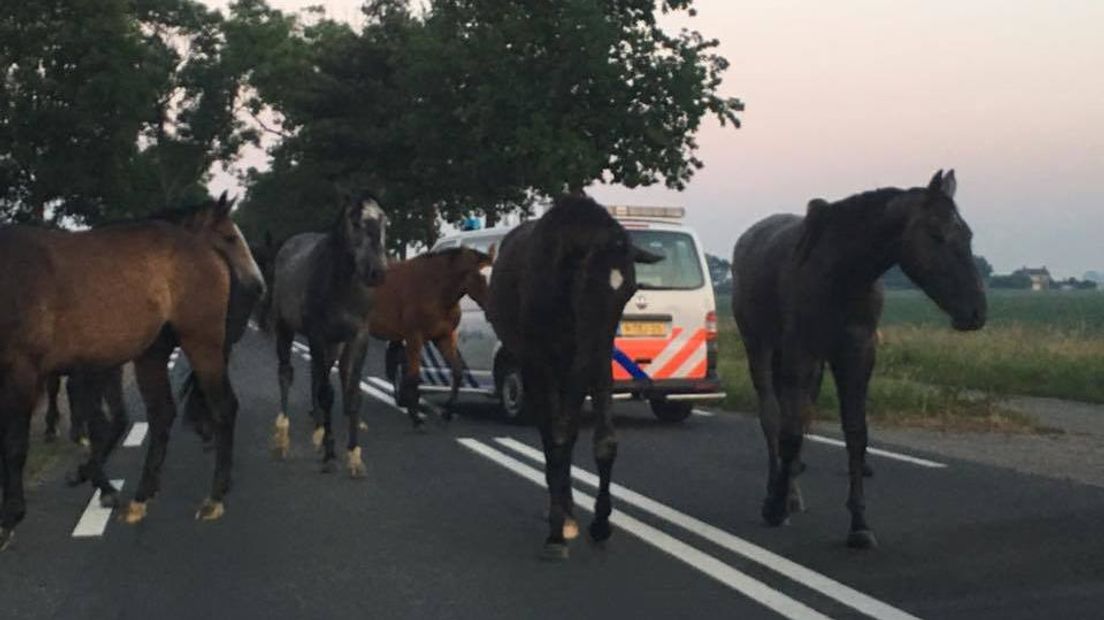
233, 0, 743, 251
705, 253, 732, 292
1, 0, 261, 223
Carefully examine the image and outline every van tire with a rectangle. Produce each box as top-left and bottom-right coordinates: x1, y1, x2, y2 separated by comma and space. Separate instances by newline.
495, 358, 527, 423
650, 400, 693, 423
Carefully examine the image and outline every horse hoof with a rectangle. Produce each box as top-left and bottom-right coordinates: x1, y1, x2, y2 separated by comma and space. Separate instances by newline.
862, 463, 874, 478
196, 499, 225, 521
0, 528, 12, 551
346, 447, 365, 478
847, 529, 878, 549
787, 493, 805, 514
272, 414, 291, 460
563, 517, 579, 541
320, 460, 337, 474
121, 501, 148, 525
540, 542, 569, 561
588, 519, 612, 543
358, 421, 369, 431
761, 497, 790, 527
99, 490, 119, 509
311, 427, 325, 453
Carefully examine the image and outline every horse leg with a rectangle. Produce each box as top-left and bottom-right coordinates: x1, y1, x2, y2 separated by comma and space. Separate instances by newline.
528, 365, 575, 560
338, 333, 370, 478
44, 373, 61, 442
180, 335, 239, 521
122, 344, 176, 524
830, 327, 878, 549
400, 335, 426, 428
435, 333, 464, 420
103, 366, 129, 445
747, 343, 803, 511
272, 321, 295, 460
307, 336, 339, 471
65, 370, 123, 496
762, 343, 817, 527
589, 386, 617, 544
0, 362, 39, 550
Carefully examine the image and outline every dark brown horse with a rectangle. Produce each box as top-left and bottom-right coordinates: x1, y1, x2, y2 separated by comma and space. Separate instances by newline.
731, 170, 986, 549
487, 195, 663, 559
0, 194, 264, 550
371, 246, 493, 425
268, 194, 388, 476
43, 368, 127, 445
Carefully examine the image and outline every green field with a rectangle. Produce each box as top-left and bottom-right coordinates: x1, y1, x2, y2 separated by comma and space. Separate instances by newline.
716, 289, 1104, 430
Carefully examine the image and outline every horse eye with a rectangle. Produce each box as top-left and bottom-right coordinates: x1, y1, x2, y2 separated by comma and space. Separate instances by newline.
224, 234, 238, 244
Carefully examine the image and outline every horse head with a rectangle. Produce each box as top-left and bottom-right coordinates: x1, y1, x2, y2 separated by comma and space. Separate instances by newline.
337, 193, 388, 286
173, 192, 266, 299
455, 247, 495, 309
896, 170, 986, 331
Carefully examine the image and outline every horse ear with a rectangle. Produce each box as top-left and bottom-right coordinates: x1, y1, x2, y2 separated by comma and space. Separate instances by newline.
927, 170, 944, 194
795, 198, 829, 264
486, 242, 497, 264
941, 169, 957, 199
214, 191, 232, 217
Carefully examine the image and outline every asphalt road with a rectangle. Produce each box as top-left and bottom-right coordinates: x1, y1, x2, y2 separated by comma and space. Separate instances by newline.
3, 327, 1103, 619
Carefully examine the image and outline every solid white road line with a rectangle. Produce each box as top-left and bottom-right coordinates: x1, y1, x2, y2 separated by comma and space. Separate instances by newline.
457, 438, 831, 620
360, 380, 399, 408
494, 436, 922, 620
122, 422, 149, 448
72, 479, 124, 539
692, 409, 715, 417
366, 376, 440, 412
805, 434, 947, 469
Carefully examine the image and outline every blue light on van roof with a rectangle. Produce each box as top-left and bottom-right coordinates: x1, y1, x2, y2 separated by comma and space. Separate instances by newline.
460, 217, 482, 231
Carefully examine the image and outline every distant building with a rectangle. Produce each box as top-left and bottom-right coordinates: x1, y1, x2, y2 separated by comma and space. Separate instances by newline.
1014, 266, 1052, 291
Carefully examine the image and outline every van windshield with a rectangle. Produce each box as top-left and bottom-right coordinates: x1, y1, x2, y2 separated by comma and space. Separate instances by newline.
628, 230, 705, 290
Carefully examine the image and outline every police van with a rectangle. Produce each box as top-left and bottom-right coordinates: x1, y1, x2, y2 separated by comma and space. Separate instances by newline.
416, 205, 725, 422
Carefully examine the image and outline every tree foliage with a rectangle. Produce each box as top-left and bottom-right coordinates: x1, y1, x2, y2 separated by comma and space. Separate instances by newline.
233, 0, 743, 251
1, 0, 260, 223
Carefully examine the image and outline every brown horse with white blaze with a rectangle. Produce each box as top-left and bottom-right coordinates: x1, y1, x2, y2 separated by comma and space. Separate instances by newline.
0, 193, 264, 550
371, 246, 493, 425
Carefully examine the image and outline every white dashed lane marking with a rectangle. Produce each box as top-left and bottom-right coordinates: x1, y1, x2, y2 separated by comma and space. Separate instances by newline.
71, 480, 124, 539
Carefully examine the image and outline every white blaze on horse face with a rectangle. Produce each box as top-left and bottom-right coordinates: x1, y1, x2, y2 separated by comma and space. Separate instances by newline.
610, 268, 624, 290
360, 200, 388, 265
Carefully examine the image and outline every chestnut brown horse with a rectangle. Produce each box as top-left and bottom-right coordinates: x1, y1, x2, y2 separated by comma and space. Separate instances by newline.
372, 246, 493, 426
0, 193, 264, 551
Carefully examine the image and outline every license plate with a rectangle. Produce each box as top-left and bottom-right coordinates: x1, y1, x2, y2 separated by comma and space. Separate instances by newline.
619, 321, 667, 337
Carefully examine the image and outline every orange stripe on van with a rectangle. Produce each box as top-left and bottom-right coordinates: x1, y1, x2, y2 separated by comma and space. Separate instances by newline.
611, 333, 675, 380
652, 329, 706, 379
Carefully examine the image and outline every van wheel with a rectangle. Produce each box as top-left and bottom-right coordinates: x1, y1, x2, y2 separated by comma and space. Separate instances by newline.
650, 400, 693, 423
496, 362, 527, 422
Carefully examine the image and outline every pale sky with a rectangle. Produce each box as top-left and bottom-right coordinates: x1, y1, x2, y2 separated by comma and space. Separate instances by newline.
207, 1, 1104, 278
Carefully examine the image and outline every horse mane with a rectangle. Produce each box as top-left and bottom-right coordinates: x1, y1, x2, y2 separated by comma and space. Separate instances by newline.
795, 187, 907, 264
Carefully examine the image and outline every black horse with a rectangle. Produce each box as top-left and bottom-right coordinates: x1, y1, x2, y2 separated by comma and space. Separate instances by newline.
487, 194, 662, 559
268, 194, 388, 477
731, 170, 986, 549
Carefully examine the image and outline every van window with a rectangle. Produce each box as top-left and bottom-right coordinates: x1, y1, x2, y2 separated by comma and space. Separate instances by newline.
628, 230, 705, 290
432, 239, 459, 252
461, 235, 503, 256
